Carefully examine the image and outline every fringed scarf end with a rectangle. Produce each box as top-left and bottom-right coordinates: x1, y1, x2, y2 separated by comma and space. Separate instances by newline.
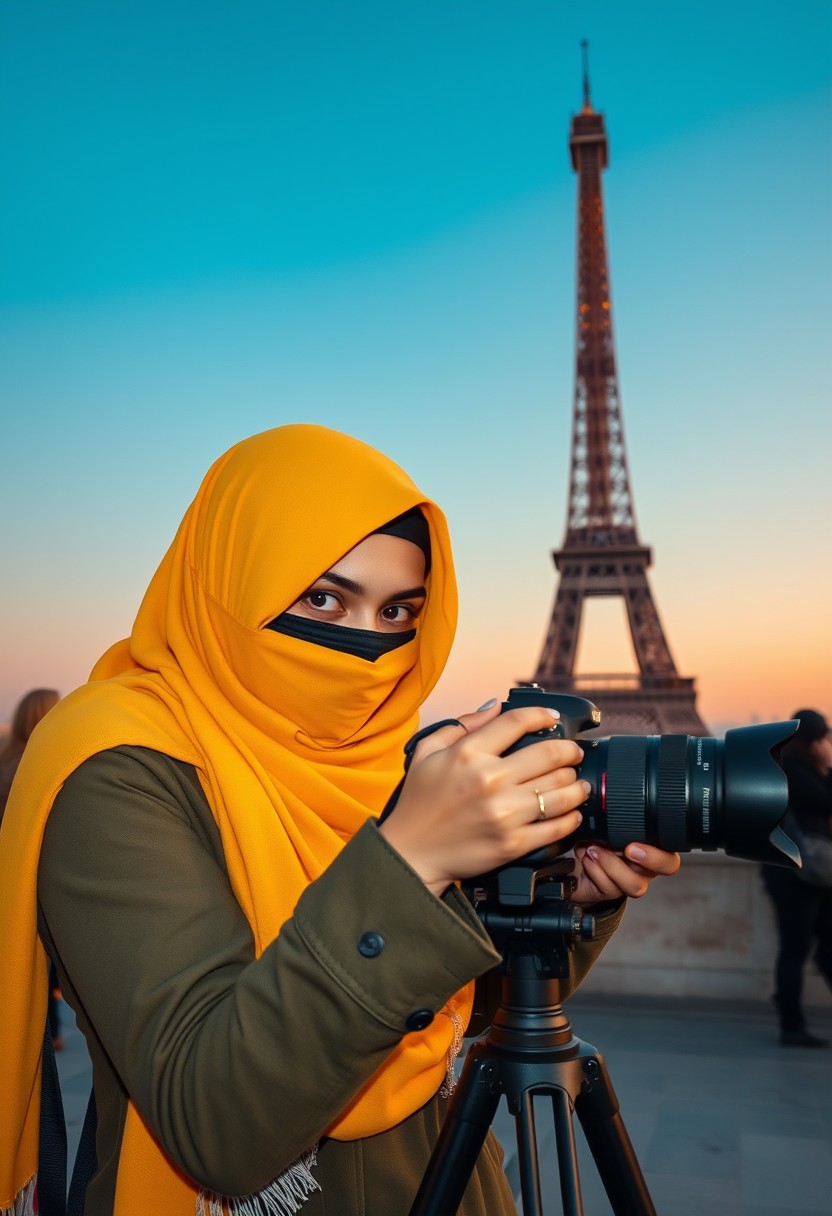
198, 1145, 320, 1216
1, 1175, 37, 1216
439, 1002, 465, 1099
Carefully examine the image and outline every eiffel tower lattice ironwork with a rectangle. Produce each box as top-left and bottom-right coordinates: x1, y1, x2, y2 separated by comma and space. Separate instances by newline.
531, 46, 707, 735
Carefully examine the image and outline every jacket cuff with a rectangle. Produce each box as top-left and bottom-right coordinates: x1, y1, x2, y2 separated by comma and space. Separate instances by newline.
293, 820, 501, 1034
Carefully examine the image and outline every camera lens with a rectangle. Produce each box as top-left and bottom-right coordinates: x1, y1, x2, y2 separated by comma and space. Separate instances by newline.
498, 687, 799, 868
574, 723, 800, 866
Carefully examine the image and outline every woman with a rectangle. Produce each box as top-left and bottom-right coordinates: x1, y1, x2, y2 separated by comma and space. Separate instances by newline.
762, 708, 832, 1047
0, 424, 679, 1215
0, 688, 60, 823
0, 687, 63, 1051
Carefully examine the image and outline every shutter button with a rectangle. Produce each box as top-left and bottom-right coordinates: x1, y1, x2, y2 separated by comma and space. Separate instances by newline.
357, 932, 385, 958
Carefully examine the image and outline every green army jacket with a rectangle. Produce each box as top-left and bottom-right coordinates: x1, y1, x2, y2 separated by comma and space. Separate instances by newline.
37, 747, 623, 1215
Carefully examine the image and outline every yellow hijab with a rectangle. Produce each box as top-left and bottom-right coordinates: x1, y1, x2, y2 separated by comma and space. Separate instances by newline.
0, 424, 467, 1214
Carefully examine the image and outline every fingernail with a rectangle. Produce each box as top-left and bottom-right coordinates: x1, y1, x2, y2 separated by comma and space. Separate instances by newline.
546, 708, 561, 719
628, 845, 647, 860
477, 698, 498, 711
586, 846, 599, 861
581, 780, 592, 795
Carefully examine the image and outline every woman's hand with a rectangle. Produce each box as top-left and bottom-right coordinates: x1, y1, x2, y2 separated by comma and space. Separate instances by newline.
379, 699, 590, 896
570, 841, 682, 906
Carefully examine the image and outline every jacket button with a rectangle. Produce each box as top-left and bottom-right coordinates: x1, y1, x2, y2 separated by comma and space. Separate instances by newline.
357, 931, 385, 958
405, 1008, 435, 1032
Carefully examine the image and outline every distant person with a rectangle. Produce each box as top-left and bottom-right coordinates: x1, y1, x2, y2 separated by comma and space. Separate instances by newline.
0, 688, 60, 822
762, 708, 832, 1047
0, 688, 63, 1049
0, 425, 681, 1215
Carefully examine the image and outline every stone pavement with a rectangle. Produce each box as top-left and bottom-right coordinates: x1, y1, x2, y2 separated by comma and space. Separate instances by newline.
55, 992, 832, 1215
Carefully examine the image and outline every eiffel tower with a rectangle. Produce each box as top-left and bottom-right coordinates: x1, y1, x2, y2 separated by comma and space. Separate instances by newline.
531, 45, 707, 735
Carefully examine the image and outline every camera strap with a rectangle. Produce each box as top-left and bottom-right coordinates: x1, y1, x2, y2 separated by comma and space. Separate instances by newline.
378, 719, 464, 824
38, 1023, 98, 1215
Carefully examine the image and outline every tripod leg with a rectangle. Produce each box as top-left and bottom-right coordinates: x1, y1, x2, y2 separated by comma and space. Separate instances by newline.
574, 1056, 656, 1216
550, 1089, 584, 1216
514, 1089, 544, 1216
409, 1054, 502, 1216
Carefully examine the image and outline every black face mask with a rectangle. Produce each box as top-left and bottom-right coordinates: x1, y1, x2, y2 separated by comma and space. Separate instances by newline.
266, 612, 416, 662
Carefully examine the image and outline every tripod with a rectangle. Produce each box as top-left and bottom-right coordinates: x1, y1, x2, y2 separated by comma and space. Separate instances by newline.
408, 854, 657, 1216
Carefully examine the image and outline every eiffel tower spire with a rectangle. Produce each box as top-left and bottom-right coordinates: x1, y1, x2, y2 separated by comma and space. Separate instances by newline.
531, 46, 707, 734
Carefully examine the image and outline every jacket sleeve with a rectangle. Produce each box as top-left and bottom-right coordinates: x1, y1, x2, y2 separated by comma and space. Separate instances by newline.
37, 748, 502, 1195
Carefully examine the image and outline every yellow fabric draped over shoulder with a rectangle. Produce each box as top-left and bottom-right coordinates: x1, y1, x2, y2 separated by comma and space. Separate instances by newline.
0, 424, 467, 1214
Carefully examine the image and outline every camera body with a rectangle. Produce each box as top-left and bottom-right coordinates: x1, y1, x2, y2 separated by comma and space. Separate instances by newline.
500, 685, 601, 743
500, 684, 800, 867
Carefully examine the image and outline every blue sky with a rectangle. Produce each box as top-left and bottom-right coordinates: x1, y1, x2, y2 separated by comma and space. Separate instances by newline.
1, 1, 830, 732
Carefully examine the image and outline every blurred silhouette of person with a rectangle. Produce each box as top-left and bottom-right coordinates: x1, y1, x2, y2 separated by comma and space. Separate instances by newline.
761, 708, 832, 1047
0, 688, 61, 821
0, 688, 63, 1047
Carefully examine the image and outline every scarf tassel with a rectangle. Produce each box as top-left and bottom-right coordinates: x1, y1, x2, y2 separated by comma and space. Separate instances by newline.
199, 1147, 320, 1216
1, 1175, 36, 1216
1, 1149, 319, 1216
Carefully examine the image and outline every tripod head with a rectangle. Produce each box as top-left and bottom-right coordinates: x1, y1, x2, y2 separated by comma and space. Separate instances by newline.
463, 846, 597, 1043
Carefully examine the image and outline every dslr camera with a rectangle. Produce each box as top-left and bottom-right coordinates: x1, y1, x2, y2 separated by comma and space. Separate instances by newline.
500, 685, 800, 868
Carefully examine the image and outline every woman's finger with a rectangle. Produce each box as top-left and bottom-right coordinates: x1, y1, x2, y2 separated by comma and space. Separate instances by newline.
411, 703, 582, 778
453, 704, 566, 758
623, 843, 682, 876
499, 737, 585, 786
576, 844, 673, 899
516, 776, 589, 824
573, 846, 627, 895
407, 698, 507, 761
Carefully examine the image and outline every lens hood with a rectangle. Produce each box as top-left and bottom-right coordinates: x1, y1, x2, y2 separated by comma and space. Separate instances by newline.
721, 720, 801, 866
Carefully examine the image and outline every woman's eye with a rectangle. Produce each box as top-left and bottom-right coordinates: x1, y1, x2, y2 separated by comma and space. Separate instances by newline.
381, 604, 417, 624
306, 591, 340, 611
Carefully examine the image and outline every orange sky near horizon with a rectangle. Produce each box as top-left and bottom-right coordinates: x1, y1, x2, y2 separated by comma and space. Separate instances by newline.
421, 581, 831, 736
2, 520, 830, 739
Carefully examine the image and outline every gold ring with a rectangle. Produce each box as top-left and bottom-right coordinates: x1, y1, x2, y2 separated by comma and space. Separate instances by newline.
534, 789, 546, 820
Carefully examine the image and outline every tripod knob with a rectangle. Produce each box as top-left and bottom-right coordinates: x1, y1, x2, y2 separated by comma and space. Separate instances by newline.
570, 905, 596, 941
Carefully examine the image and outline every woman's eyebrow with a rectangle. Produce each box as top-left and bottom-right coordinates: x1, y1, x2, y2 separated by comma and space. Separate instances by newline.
389, 585, 427, 601
316, 571, 364, 594
315, 571, 426, 600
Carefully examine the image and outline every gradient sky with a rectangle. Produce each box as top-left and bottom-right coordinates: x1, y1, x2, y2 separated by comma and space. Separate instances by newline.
1, 1, 830, 735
